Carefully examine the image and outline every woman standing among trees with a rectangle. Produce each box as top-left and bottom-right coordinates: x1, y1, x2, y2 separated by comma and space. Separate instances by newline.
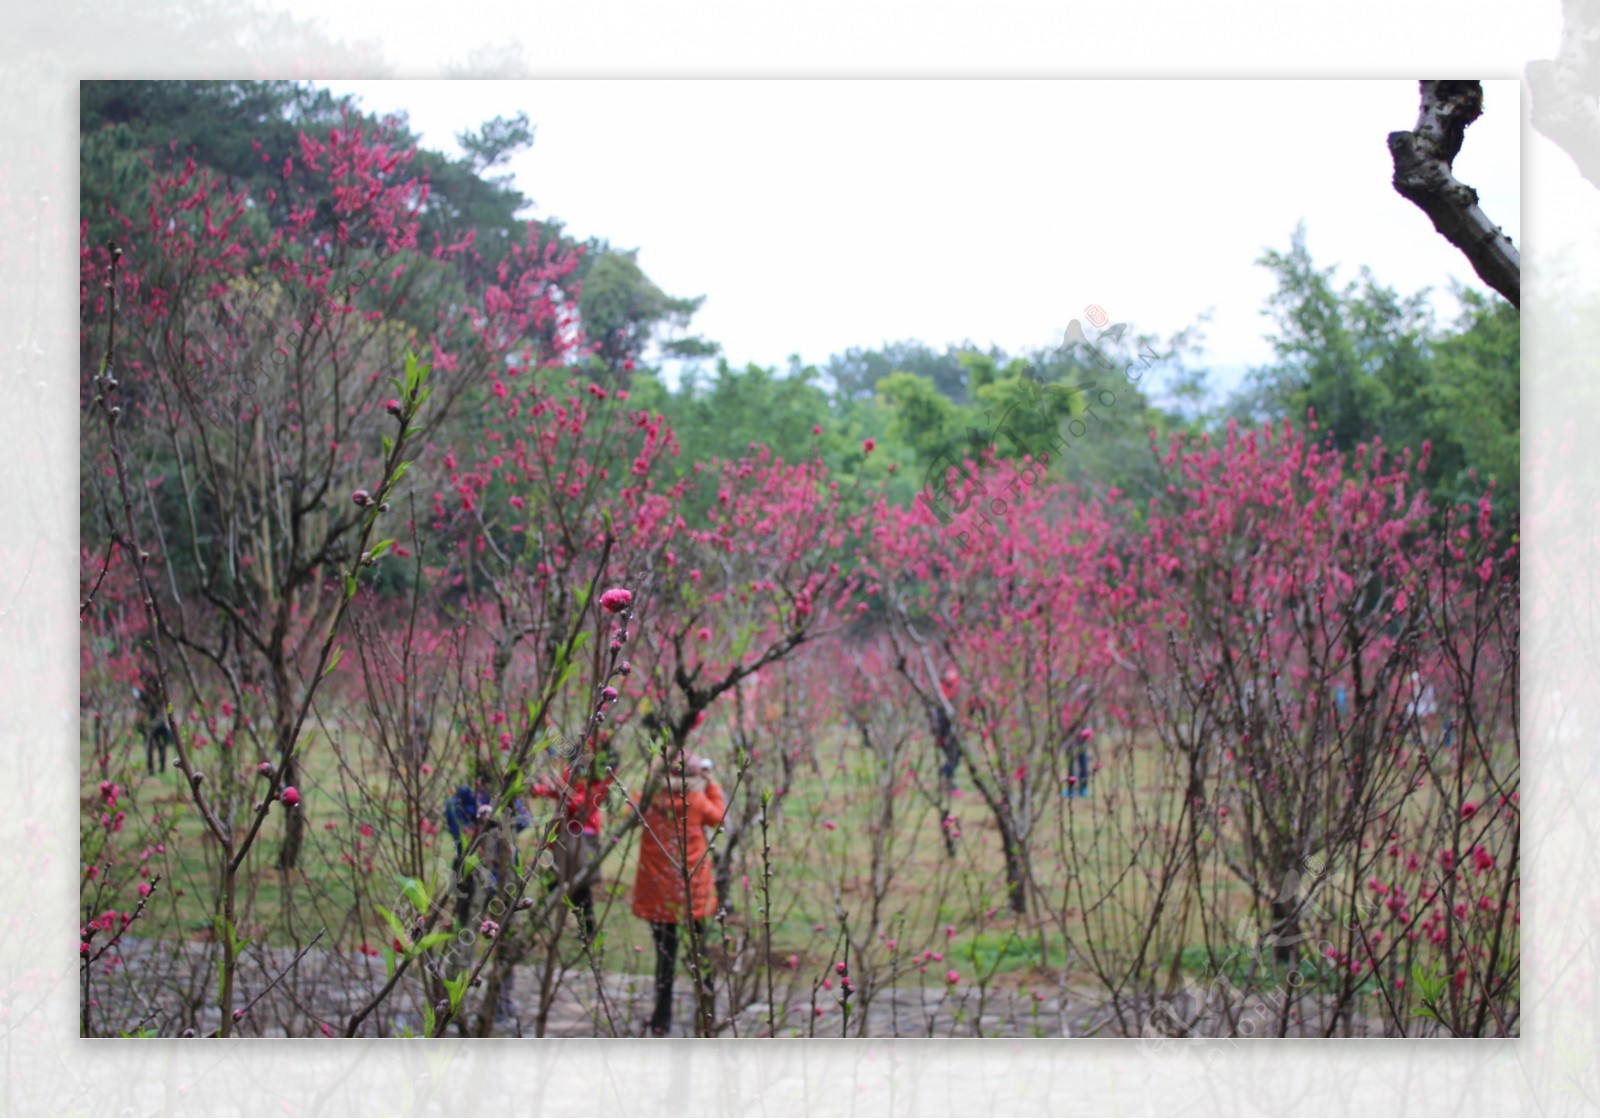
630, 748, 726, 1036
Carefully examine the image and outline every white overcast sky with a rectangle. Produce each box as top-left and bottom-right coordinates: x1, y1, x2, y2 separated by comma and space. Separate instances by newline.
307, 79, 1522, 392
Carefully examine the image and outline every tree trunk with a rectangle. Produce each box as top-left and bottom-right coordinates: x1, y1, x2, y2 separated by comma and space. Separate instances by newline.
997, 816, 1029, 916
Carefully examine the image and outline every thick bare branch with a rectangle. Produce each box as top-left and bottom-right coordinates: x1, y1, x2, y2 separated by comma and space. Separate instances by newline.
1388, 80, 1520, 308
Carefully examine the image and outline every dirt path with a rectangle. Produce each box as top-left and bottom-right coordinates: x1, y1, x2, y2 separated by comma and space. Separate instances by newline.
98, 936, 1117, 1038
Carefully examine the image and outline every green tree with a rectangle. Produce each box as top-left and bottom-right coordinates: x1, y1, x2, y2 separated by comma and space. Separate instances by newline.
1234, 225, 1519, 530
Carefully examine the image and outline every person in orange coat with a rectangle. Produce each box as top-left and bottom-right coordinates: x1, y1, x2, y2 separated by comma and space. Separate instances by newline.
630, 748, 726, 1035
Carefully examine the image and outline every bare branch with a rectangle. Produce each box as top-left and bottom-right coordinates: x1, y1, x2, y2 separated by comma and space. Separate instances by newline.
1388, 80, 1520, 308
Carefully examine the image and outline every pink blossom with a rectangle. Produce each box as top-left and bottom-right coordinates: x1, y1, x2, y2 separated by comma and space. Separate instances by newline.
599, 587, 633, 614
280, 786, 300, 809
945, 969, 960, 984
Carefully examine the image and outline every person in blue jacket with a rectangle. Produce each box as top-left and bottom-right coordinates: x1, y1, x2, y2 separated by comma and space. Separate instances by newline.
445, 784, 486, 855
1063, 727, 1093, 798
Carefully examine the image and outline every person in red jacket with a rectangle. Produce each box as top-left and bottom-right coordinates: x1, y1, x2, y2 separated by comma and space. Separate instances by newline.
529, 748, 616, 945
630, 748, 726, 1036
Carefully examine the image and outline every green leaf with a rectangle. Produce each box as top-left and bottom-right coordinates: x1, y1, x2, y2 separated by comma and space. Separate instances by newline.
415, 931, 453, 954
729, 620, 756, 663
324, 646, 344, 677
422, 1001, 436, 1037
345, 575, 358, 600
375, 904, 408, 944
383, 941, 396, 982
553, 659, 581, 694
369, 539, 395, 562
444, 972, 468, 1012
391, 461, 413, 486
394, 876, 428, 912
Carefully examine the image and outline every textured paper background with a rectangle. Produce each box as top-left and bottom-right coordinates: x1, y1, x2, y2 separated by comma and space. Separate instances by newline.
5, 2, 1585, 1113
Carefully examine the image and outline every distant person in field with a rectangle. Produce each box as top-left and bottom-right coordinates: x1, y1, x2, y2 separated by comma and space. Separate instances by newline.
132, 670, 171, 776
1407, 672, 1441, 747
630, 747, 726, 1036
932, 668, 962, 794
1063, 726, 1093, 798
529, 739, 617, 945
